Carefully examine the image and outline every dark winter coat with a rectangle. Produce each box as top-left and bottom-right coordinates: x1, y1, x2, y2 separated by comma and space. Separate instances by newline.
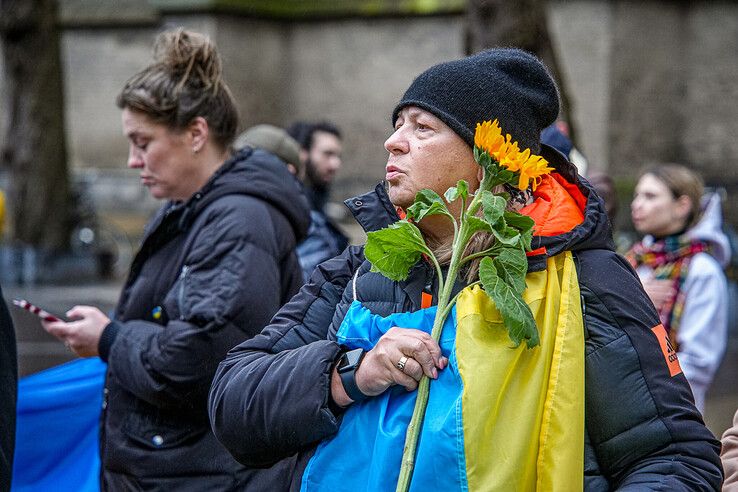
0, 285, 17, 492
296, 209, 349, 281
208, 147, 723, 490
97, 148, 310, 491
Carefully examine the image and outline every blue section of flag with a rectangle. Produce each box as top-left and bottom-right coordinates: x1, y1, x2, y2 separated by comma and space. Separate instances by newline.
301, 300, 467, 492
12, 358, 106, 492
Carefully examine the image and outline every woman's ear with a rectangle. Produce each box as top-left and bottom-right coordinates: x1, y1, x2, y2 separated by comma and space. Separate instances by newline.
188, 116, 209, 153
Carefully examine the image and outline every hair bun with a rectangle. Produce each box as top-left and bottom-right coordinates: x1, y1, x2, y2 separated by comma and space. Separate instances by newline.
153, 28, 222, 93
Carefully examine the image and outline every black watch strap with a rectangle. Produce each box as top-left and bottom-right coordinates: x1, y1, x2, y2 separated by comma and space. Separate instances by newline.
337, 348, 368, 402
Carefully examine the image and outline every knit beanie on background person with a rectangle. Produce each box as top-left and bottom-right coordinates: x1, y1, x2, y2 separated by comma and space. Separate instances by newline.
392, 48, 560, 153
234, 124, 302, 174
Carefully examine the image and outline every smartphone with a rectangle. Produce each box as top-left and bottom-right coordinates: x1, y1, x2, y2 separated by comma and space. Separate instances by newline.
12, 298, 62, 322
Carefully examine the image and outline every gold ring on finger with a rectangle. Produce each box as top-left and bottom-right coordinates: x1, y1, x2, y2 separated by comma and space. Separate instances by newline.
396, 356, 408, 372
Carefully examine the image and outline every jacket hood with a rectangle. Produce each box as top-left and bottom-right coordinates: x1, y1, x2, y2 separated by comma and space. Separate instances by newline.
345, 143, 614, 272
524, 144, 614, 270
185, 147, 311, 242
686, 192, 730, 267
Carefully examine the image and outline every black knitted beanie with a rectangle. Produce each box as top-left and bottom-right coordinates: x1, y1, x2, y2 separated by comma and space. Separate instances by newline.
392, 48, 560, 153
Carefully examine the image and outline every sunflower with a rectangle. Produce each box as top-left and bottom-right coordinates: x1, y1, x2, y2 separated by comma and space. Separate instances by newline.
474, 120, 553, 191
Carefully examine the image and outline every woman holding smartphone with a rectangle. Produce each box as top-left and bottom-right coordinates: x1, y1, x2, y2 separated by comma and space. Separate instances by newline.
43, 29, 309, 490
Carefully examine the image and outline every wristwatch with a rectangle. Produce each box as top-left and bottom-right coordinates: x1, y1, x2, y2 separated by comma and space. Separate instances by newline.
336, 348, 368, 402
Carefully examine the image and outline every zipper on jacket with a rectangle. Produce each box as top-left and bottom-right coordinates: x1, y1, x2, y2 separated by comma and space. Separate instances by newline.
580, 292, 590, 340
177, 265, 190, 319
100, 383, 109, 468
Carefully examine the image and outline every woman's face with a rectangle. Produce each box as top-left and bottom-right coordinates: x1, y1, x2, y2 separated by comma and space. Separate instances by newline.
631, 173, 691, 237
122, 108, 203, 201
384, 106, 479, 211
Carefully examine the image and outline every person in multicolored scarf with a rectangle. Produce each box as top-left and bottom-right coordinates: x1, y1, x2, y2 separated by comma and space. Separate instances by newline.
627, 164, 730, 412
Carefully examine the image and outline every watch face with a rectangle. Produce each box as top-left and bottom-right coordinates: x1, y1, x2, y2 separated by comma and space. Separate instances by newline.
338, 348, 363, 373
346, 349, 362, 366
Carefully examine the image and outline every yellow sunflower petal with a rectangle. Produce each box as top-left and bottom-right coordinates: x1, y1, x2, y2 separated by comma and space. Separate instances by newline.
474, 119, 504, 155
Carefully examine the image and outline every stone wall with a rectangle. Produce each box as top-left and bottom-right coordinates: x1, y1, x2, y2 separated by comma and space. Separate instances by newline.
55, 12, 466, 209
59, 28, 160, 213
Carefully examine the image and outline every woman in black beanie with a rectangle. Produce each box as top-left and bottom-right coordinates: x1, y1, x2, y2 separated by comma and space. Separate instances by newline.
209, 48, 722, 490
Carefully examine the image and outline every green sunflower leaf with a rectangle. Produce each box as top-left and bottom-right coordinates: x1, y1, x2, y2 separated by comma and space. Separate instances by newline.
466, 216, 493, 236
365, 221, 429, 281
444, 180, 469, 204
480, 190, 506, 225
406, 189, 452, 223
503, 211, 535, 251
493, 247, 529, 295
491, 223, 521, 246
479, 257, 539, 348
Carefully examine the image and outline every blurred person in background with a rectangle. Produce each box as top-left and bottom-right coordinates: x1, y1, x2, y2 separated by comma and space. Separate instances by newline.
42, 29, 309, 490
586, 171, 633, 254
287, 121, 343, 210
540, 120, 588, 174
287, 121, 349, 280
586, 171, 618, 226
234, 124, 303, 179
626, 164, 729, 412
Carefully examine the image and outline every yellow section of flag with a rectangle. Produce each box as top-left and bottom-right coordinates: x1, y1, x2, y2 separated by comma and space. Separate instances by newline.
456, 251, 585, 491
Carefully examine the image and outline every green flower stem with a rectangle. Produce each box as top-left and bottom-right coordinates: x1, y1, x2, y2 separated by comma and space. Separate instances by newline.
424, 246, 445, 302
466, 193, 482, 218
439, 280, 480, 322
395, 212, 470, 492
459, 247, 501, 267
366, 150, 540, 490
451, 215, 459, 243
395, 171, 512, 491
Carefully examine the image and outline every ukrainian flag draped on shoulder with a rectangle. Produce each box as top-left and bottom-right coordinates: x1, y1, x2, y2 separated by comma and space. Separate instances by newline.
301, 251, 585, 491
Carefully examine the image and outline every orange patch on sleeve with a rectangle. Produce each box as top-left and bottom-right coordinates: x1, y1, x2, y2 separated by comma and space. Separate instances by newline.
651, 324, 682, 377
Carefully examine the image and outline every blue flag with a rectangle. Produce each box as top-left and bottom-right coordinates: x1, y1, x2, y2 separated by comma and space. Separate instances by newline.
12, 358, 106, 491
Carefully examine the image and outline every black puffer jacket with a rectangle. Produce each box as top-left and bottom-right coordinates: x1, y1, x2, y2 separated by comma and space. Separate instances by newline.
0, 286, 17, 492
209, 148, 723, 490
97, 148, 310, 491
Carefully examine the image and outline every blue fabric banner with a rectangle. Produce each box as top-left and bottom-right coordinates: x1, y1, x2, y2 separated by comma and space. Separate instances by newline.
300, 301, 467, 492
12, 358, 106, 492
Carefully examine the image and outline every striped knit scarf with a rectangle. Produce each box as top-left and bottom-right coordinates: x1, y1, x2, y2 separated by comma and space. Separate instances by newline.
626, 235, 709, 348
